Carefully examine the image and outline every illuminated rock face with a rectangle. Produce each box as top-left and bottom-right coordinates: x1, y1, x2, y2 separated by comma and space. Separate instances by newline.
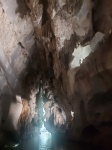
44, 101, 66, 127
0, 0, 112, 147
4, 95, 23, 131
0, 0, 34, 94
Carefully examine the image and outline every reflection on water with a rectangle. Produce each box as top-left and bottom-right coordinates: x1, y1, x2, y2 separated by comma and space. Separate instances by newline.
19, 124, 52, 150
38, 132, 51, 150
19, 83, 53, 150
18, 133, 100, 150
1, 130, 102, 150
1, 84, 102, 150
38, 124, 52, 150
19, 132, 50, 150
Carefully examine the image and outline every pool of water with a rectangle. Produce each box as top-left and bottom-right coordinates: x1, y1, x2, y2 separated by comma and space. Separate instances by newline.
19, 131, 52, 150
18, 134, 101, 150
2, 130, 102, 150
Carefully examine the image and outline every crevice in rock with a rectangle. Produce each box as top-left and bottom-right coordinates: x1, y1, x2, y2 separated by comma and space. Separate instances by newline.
39, 0, 49, 26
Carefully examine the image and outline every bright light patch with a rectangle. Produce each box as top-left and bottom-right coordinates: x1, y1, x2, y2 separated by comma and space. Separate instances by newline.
39, 124, 52, 149
37, 88, 52, 149
43, 106, 45, 116
71, 111, 74, 118
39, 130, 51, 143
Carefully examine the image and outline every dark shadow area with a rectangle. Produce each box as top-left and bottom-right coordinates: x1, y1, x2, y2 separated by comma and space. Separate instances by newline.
92, 0, 112, 34
51, 136, 103, 150
63, 0, 83, 16
21, 41, 48, 99
39, 0, 49, 25
81, 125, 100, 139
87, 88, 112, 111
59, 33, 78, 70
16, 0, 31, 18
99, 122, 112, 127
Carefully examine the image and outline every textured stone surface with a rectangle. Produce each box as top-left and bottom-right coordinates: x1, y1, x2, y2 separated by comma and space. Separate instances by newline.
4, 95, 23, 131
0, 0, 112, 148
0, 0, 34, 95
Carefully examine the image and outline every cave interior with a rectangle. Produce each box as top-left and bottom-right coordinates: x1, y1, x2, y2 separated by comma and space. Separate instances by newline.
0, 0, 112, 150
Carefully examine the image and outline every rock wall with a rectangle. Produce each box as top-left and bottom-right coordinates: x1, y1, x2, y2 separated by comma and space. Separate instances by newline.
0, 0, 33, 133
24, 0, 112, 144
0, 0, 35, 94
0, 0, 112, 147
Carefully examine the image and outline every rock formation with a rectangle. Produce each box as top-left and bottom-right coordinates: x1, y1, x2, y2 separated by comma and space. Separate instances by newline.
0, 0, 112, 149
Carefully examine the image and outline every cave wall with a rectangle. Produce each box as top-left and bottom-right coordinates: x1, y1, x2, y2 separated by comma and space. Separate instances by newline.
0, 0, 35, 95
0, 0, 49, 133
24, 0, 112, 142
0, 0, 35, 132
0, 0, 112, 146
